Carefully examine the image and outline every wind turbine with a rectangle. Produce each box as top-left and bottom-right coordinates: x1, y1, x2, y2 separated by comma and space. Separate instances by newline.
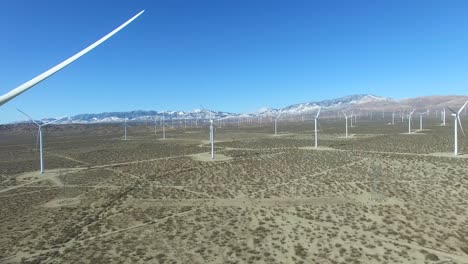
441, 108, 446, 126
0, 11, 144, 107
274, 113, 282, 135
313, 107, 322, 148
17, 109, 66, 174
408, 109, 416, 134
162, 113, 166, 140
392, 111, 395, 125
154, 115, 158, 136
210, 119, 215, 159
343, 112, 349, 138
448, 100, 468, 156
418, 111, 429, 131
200, 106, 217, 159
124, 117, 128, 140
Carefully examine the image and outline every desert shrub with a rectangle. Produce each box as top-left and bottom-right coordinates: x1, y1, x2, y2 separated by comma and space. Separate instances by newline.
424, 252, 439, 261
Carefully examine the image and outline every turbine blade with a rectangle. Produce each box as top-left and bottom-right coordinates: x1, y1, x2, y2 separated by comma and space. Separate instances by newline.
0, 10, 145, 107
16, 108, 40, 126
316, 107, 321, 118
457, 99, 468, 115
36, 127, 40, 151
447, 107, 457, 114
42, 116, 67, 126
458, 116, 465, 136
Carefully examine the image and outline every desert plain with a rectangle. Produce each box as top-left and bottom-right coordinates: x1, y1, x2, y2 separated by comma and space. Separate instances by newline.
0, 117, 467, 264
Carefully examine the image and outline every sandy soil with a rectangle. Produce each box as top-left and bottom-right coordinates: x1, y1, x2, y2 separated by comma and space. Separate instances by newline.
188, 152, 233, 162
1, 119, 468, 264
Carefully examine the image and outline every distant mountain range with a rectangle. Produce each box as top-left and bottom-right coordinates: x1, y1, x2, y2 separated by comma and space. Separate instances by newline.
23, 94, 468, 124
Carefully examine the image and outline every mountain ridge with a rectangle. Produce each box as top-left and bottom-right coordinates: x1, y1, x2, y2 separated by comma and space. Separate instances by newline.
16, 94, 468, 124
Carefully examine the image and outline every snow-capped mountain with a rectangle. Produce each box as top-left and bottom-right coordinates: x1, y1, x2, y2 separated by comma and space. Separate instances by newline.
64, 109, 244, 124
258, 94, 390, 116
16, 94, 468, 124
61, 94, 388, 123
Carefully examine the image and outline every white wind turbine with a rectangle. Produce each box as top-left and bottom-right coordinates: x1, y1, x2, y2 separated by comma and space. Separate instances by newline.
154, 115, 158, 136
162, 112, 168, 140
17, 109, 66, 174
407, 109, 416, 134
200, 106, 216, 159
418, 111, 429, 131
448, 100, 468, 156
123, 116, 128, 140
441, 108, 446, 126
313, 107, 322, 148
274, 113, 282, 135
343, 112, 349, 138
0, 11, 144, 107
210, 118, 215, 159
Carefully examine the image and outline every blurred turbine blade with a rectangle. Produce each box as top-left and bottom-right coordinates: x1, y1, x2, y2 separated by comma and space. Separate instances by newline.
0, 10, 145, 107
316, 107, 321, 118
458, 116, 465, 136
42, 116, 67, 126
457, 99, 468, 115
447, 107, 457, 114
16, 108, 40, 126
36, 127, 40, 151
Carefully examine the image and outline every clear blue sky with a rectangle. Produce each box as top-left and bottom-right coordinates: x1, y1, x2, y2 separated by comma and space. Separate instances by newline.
1, 0, 468, 123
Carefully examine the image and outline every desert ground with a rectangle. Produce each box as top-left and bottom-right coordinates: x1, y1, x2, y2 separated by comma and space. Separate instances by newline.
1, 117, 468, 264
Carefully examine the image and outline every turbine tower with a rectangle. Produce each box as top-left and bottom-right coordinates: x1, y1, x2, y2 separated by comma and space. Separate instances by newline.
314, 107, 322, 148
17, 109, 66, 174
162, 113, 166, 140
200, 106, 216, 159
0, 11, 145, 107
407, 109, 416, 134
274, 113, 282, 135
418, 111, 429, 131
343, 112, 349, 138
210, 119, 215, 159
441, 108, 446, 126
154, 115, 158, 136
448, 100, 468, 155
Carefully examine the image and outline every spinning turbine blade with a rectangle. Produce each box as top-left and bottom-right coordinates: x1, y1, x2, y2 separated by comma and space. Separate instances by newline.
458, 100, 468, 115
315, 107, 321, 118
42, 116, 67, 126
447, 107, 457, 115
0, 10, 145, 107
16, 108, 40, 126
35, 128, 40, 151
458, 116, 465, 136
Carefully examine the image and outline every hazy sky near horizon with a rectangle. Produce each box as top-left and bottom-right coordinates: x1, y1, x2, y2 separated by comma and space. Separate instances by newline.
1, 0, 468, 123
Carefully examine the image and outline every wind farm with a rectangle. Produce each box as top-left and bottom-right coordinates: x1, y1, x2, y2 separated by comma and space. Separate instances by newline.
2, 1, 468, 263
2, 95, 468, 264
